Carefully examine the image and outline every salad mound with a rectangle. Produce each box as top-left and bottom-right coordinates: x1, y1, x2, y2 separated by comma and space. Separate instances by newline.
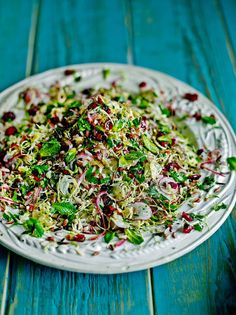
0, 69, 228, 247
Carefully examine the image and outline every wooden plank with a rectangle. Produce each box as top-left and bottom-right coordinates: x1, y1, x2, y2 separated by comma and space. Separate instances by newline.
0, 0, 36, 312
130, 0, 236, 314
4, 1, 153, 315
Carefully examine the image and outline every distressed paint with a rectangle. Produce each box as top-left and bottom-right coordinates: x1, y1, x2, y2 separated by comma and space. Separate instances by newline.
129, 0, 236, 314
0, 0, 235, 314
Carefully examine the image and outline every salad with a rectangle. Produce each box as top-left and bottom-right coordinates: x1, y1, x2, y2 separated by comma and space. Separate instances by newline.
0, 68, 235, 249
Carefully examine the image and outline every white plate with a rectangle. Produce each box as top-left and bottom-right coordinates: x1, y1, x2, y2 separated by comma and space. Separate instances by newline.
0, 63, 235, 274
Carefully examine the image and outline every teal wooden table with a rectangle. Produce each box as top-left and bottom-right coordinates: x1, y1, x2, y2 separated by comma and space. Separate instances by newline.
0, 1, 236, 314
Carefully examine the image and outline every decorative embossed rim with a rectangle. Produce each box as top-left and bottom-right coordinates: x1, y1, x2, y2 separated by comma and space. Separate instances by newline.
0, 63, 235, 274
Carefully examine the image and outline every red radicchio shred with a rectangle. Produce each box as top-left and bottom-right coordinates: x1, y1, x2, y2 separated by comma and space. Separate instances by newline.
115, 239, 127, 248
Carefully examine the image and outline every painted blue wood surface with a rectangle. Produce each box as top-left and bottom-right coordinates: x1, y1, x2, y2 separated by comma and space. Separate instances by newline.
0, 0, 235, 314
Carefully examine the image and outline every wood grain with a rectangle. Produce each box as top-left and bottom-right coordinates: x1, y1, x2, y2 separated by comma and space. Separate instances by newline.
0, 0, 235, 314
2, 1, 152, 315
0, 0, 37, 312
129, 0, 236, 314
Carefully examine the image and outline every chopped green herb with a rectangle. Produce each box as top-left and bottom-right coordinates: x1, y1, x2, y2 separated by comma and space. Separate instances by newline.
103, 68, 110, 79
52, 202, 77, 216
24, 218, 44, 238
202, 116, 216, 125
143, 135, 159, 153
227, 157, 236, 171
125, 229, 144, 245
104, 231, 115, 243
40, 140, 61, 157
211, 202, 227, 211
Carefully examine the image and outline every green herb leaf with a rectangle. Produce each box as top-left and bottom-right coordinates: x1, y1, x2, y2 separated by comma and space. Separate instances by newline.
201, 116, 216, 125
211, 202, 227, 211
77, 117, 91, 132
52, 202, 77, 216
197, 176, 215, 191
193, 224, 203, 231
169, 171, 187, 183
39, 140, 61, 157
31, 164, 49, 175
227, 157, 236, 171
143, 135, 159, 153
86, 167, 99, 184
103, 68, 110, 79
112, 120, 125, 131
133, 117, 141, 127
104, 231, 115, 243
124, 151, 145, 160
65, 148, 77, 164
24, 218, 44, 238
157, 135, 172, 143
148, 186, 168, 201
68, 100, 82, 109
139, 99, 150, 109
125, 229, 144, 245
159, 105, 171, 117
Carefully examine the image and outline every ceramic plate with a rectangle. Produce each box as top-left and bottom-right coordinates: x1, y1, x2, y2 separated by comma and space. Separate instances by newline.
0, 63, 235, 274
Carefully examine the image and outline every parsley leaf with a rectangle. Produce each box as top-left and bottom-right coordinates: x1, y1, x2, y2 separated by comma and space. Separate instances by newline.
52, 202, 77, 216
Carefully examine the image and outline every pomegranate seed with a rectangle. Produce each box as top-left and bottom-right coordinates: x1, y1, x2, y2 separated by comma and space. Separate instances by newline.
182, 212, 193, 222
97, 96, 103, 104
2, 111, 15, 122
50, 116, 60, 124
139, 81, 147, 88
47, 236, 55, 242
183, 93, 198, 102
183, 225, 194, 233
5, 126, 17, 136
28, 105, 39, 116
23, 90, 32, 103
64, 69, 75, 76
193, 112, 202, 121
73, 234, 86, 242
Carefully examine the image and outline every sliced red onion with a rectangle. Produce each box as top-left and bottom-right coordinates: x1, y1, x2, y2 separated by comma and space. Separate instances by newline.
131, 202, 152, 220
158, 176, 179, 195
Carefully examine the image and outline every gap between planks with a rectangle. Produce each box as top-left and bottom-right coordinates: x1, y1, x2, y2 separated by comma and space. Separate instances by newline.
2, 1, 41, 314
124, 0, 155, 314
215, 0, 236, 75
